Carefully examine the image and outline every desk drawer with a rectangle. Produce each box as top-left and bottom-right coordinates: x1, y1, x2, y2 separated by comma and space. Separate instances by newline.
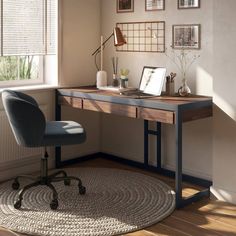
58, 96, 82, 109
83, 99, 137, 118
182, 106, 213, 122
138, 107, 174, 124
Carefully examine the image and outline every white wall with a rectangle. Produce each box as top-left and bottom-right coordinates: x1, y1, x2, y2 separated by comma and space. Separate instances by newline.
59, 0, 102, 160
211, 0, 236, 204
59, 0, 101, 87
100, 0, 213, 180
101, 0, 213, 94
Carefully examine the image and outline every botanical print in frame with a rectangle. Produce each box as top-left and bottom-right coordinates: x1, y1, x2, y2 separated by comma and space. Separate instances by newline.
145, 0, 165, 11
172, 24, 201, 49
117, 0, 134, 13
139, 67, 166, 96
178, 0, 200, 9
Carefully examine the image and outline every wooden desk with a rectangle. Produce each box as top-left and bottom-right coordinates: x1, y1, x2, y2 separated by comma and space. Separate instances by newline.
56, 86, 213, 208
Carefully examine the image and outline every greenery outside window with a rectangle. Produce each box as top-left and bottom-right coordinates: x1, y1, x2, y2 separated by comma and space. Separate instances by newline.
0, 56, 43, 85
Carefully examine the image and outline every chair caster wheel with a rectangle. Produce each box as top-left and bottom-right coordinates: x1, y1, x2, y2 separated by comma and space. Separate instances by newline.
12, 181, 20, 190
14, 200, 22, 209
79, 186, 86, 195
50, 199, 58, 210
64, 179, 71, 186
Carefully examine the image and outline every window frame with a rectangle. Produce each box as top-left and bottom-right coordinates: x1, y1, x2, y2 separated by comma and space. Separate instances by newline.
0, 0, 58, 87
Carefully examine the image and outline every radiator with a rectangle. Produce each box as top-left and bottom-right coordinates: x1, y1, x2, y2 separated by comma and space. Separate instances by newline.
0, 105, 48, 170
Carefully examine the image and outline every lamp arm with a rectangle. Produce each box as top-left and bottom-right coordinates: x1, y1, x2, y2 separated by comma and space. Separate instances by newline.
92, 33, 114, 56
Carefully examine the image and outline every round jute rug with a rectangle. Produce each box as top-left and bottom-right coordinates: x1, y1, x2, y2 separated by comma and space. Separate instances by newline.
0, 168, 175, 236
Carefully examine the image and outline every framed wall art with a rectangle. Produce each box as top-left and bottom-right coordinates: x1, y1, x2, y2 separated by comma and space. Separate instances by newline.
178, 0, 200, 9
117, 0, 134, 13
145, 0, 165, 11
172, 24, 201, 49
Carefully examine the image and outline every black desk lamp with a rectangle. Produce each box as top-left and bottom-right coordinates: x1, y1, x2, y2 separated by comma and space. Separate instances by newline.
92, 27, 126, 88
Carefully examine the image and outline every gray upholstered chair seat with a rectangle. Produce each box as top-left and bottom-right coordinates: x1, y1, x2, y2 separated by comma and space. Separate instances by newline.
42, 121, 86, 146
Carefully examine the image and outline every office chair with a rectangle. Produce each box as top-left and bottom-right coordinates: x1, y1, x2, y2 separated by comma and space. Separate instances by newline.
2, 90, 86, 210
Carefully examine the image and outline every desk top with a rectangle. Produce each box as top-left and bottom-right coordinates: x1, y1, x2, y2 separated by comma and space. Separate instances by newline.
57, 86, 212, 112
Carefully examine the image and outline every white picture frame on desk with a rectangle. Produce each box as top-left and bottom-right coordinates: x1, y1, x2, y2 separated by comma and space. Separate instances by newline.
140, 66, 166, 96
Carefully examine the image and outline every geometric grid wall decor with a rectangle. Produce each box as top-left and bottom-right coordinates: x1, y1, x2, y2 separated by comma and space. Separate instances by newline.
116, 21, 165, 53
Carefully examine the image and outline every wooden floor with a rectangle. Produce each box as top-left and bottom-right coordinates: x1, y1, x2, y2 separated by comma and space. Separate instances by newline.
1, 158, 236, 236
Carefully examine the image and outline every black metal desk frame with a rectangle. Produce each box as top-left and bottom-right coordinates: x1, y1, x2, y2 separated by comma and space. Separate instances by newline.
55, 88, 213, 209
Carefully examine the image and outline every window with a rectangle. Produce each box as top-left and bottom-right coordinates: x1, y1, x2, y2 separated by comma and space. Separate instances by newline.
0, 56, 42, 83
0, 0, 57, 86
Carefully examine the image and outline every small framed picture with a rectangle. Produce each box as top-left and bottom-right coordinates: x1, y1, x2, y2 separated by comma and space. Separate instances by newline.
172, 24, 201, 49
139, 66, 166, 96
117, 0, 134, 13
145, 0, 165, 11
178, 0, 200, 9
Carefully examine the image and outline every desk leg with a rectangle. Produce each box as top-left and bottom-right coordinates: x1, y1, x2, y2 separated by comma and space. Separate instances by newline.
55, 91, 62, 168
156, 122, 162, 169
144, 120, 149, 168
144, 120, 162, 169
175, 110, 211, 208
175, 110, 183, 208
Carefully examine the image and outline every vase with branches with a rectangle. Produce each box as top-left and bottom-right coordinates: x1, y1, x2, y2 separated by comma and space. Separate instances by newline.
165, 47, 200, 96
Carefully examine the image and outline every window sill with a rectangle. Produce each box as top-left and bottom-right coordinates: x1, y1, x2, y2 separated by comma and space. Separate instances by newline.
0, 84, 61, 93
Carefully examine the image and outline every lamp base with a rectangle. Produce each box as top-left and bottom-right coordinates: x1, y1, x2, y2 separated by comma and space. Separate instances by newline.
96, 71, 107, 88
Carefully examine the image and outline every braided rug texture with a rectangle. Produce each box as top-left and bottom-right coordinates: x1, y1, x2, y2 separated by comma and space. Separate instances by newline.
0, 168, 175, 236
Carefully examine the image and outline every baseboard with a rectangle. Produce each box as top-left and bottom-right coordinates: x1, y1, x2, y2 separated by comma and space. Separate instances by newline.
0, 153, 54, 182
0, 155, 40, 172
0, 156, 48, 182
1, 151, 212, 188
164, 163, 212, 181
99, 152, 212, 188
210, 185, 236, 205
100, 149, 212, 181
57, 152, 101, 167
57, 151, 211, 187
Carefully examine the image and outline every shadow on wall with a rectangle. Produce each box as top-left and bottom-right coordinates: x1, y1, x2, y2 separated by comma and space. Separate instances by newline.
213, 94, 236, 122
196, 66, 235, 121
213, 105, 236, 147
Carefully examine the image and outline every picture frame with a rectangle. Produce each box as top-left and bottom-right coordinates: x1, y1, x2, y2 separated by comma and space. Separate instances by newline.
178, 0, 200, 9
117, 0, 134, 13
139, 66, 166, 96
145, 0, 165, 11
172, 24, 201, 49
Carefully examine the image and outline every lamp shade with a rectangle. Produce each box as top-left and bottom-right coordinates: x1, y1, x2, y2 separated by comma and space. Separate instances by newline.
113, 27, 126, 46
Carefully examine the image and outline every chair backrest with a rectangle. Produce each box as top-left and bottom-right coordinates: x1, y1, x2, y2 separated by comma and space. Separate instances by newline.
2, 90, 46, 147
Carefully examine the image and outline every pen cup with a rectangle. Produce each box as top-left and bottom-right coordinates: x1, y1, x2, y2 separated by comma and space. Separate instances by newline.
120, 78, 128, 89
166, 81, 175, 96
